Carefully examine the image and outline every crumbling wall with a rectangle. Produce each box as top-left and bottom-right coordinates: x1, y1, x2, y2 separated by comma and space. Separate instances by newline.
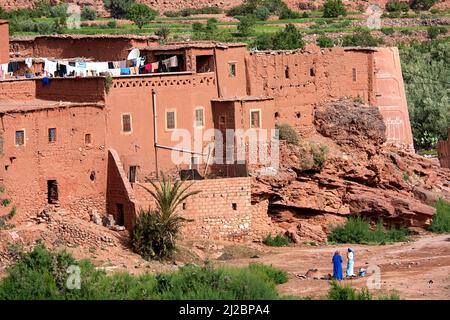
437, 129, 450, 168
0, 79, 36, 101
9, 35, 158, 61
133, 177, 274, 241
0, 105, 108, 224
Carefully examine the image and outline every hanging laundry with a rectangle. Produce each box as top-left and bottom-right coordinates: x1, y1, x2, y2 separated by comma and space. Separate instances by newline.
120, 68, 131, 75
151, 61, 159, 72
57, 63, 67, 77
168, 56, 178, 68
7, 62, 19, 73
110, 69, 121, 77
44, 60, 57, 77
144, 64, 152, 72
76, 61, 86, 69
0, 63, 7, 79
25, 58, 33, 68
41, 77, 50, 86
68, 61, 76, 67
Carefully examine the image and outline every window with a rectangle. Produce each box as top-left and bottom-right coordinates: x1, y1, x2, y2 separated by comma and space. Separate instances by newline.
85, 133, 92, 145
116, 203, 124, 226
219, 115, 226, 125
48, 128, 56, 143
285, 66, 290, 79
196, 55, 215, 73
15, 130, 24, 146
250, 110, 261, 128
310, 68, 315, 77
352, 68, 357, 82
195, 108, 204, 128
228, 63, 236, 77
166, 110, 176, 130
122, 114, 132, 133
129, 166, 137, 183
190, 156, 199, 170
47, 180, 58, 204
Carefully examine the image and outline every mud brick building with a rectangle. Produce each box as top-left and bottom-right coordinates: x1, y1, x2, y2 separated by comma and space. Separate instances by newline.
0, 21, 416, 240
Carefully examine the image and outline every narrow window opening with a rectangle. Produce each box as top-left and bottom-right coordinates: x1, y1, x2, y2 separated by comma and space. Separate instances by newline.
285, 66, 290, 79
85, 133, 92, 145
310, 68, 315, 77
116, 203, 125, 226
166, 111, 176, 130
352, 68, 357, 82
15, 130, 24, 146
90, 171, 96, 181
274, 112, 280, 119
122, 114, 132, 133
232, 203, 237, 210
48, 128, 56, 143
195, 108, 204, 127
129, 166, 137, 183
228, 63, 236, 77
250, 110, 261, 128
182, 203, 187, 210
47, 180, 58, 204
295, 112, 301, 119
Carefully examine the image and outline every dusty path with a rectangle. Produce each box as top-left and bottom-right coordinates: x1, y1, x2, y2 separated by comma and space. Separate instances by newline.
222, 234, 450, 300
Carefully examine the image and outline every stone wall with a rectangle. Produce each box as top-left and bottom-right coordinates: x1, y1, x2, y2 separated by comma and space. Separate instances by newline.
0, 20, 8, 65
133, 177, 274, 241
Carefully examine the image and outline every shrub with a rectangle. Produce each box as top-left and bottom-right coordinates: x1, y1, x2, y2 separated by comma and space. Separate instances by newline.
132, 174, 199, 260
237, 15, 256, 36
410, 0, 438, 10
429, 199, 450, 233
248, 263, 289, 284
342, 30, 383, 47
381, 27, 395, 35
276, 123, 299, 145
427, 26, 447, 39
155, 26, 171, 42
322, 0, 347, 18
263, 233, 290, 247
107, 20, 117, 28
104, 0, 135, 19
317, 35, 334, 48
328, 216, 409, 244
81, 6, 97, 21
127, 3, 157, 29
252, 33, 274, 50
327, 281, 372, 300
278, 7, 301, 19
255, 6, 270, 21
385, 1, 410, 12
50, 4, 68, 18
311, 143, 328, 169
400, 29, 413, 35
0, 206, 16, 230
272, 24, 305, 50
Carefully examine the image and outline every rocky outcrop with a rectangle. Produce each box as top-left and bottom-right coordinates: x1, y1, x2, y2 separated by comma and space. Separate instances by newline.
251, 99, 450, 242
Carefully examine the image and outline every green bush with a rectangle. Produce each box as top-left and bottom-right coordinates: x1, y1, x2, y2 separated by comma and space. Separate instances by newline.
328, 216, 409, 244
327, 281, 372, 300
104, 0, 135, 19
429, 199, 450, 233
322, 0, 347, 18
276, 123, 299, 145
81, 6, 97, 21
50, 4, 68, 18
248, 263, 289, 284
0, 206, 16, 230
0, 245, 286, 300
427, 26, 447, 39
410, 0, 438, 10
311, 143, 328, 169
273, 24, 305, 50
381, 27, 395, 35
127, 3, 157, 29
263, 233, 290, 247
1, 198, 11, 207
107, 20, 117, 28
342, 30, 383, 47
155, 26, 171, 42
278, 7, 302, 19
317, 35, 334, 48
237, 15, 256, 36
255, 6, 270, 21
385, 1, 410, 12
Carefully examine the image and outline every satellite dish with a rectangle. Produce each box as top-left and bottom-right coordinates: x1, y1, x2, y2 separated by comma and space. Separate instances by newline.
127, 48, 140, 60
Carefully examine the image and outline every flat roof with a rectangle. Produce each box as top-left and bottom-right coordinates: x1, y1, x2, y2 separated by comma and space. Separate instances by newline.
10, 34, 159, 41
140, 41, 247, 51
0, 100, 104, 114
212, 96, 274, 102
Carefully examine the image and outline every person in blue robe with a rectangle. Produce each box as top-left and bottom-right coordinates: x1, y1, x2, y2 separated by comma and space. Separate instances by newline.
332, 250, 343, 280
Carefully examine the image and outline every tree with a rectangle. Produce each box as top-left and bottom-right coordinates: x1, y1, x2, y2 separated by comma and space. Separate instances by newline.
132, 174, 200, 260
410, 0, 438, 10
322, 0, 347, 18
237, 15, 256, 36
272, 24, 305, 50
127, 3, 157, 29
155, 26, 171, 43
81, 6, 97, 21
254, 6, 270, 20
317, 35, 334, 48
104, 0, 134, 19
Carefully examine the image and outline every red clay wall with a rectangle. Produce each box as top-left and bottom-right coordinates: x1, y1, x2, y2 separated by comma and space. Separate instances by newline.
9, 36, 158, 61
36, 77, 106, 103
0, 79, 36, 101
133, 177, 274, 241
437, 129, 450, 169
105, 72, 218, 180
106, 149, 137, 230
0, 21, 8, 65
0, 105, 107, 224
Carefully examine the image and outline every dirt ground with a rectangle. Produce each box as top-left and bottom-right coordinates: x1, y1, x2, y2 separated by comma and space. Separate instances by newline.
219, 233, 450, 300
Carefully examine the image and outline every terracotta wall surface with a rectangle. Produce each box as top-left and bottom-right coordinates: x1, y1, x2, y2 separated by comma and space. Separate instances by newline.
0, 79, 36, 101
106, 149, 137, 230
36, 77, 105, 103
133, 177, 274, 241
0, 21, 8, 64
106, 72, 218, 180
437, 129, 450, 169
372, 47, 414, 150
9, 36, 158, 61
0, 105, 107, 223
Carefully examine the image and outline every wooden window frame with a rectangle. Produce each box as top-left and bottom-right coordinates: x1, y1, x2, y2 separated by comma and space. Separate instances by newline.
15, 129, 25, 146
165, 109, 177, 131
194, 107, 205, 128
121, 113, 133, 134
249, 109, 262, 129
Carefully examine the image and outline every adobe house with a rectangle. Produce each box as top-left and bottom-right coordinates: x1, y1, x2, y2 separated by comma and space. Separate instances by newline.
0, 21, 417, 240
